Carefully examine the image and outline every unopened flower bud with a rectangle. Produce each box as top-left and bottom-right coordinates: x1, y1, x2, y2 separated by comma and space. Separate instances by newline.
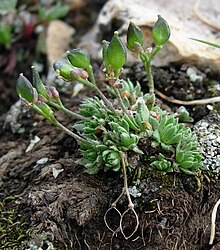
67, 49, 90, 70
79, 70, 89, 79
127, 21, 144, 51
113, 82, 123, 89
152, 15, 170, 46
47, 86, 59, 99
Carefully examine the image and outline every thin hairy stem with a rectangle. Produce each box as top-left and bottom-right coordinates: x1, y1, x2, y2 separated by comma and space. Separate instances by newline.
120, 152, 133, 209
54, 120, 92, 145
149, 45, 162, 61
77, 77, 118, 114
119, 152, 139, 239
114, 88, 128, 114
140, 51, 155, 104
49, 101, 90, 121
144, 60, 154, 95
87, 65, 96, 85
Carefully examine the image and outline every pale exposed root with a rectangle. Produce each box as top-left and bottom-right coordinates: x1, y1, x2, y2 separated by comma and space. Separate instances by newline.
104, 152, 140, 239
209, 198, 220, 245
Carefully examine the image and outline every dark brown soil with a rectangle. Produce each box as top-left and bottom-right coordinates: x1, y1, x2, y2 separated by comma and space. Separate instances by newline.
0, 66, 220, 249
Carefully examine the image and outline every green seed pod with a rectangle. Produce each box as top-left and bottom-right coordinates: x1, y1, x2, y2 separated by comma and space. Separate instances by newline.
102, 40, 110, 69
16, 74, 36, 105
107, 31, 127, 75
127, 21, 144, 51
32, 66, 49, 100
37, 101, 55, 120
152, 15, 170, 46
53, 61, 79, 81
67, 48, 90, 69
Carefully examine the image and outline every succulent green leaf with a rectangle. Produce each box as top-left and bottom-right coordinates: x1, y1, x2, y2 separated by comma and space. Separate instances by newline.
67, 48, 90, 69
159, 115, 167, 129
135, 112, 143, 126
122, 96, 130, 108
149, 116, 159, 130
85, 162, 101, 174
166, 134, 181, 144
134, 82, 141, 96
161, 143, 174, 151
103, 149, 120, 171
161, 124, 176, 143
150, 154, 172, 171
16, 74, 36, 105
132, 146, 144, 154
180, 168, 196, 175
110, 122, 127, 134
137, 100, 150, 122
152, 15, 170, 46
84, 149, 98, 161
180, 161, 194, 169
107, 31, 127, 75
151, 130, 160, 143
176, 150, 184, 163
127, 21, 144, 51
124, 114, 139, 131
121, 118, 130, 133
112, 163, 121, 171
96, 145, 108, 152
120, 132, 132, 147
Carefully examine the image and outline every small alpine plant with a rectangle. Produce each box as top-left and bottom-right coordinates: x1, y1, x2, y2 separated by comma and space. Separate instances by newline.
16, 15, 202, 238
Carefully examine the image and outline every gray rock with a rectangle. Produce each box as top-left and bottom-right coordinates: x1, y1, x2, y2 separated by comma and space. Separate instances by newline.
193, 112, 220, 175
80, 0, 220, 73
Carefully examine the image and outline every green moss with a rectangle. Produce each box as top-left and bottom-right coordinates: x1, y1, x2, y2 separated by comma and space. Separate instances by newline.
0, 196, 32, 249
138, 165, 175, 188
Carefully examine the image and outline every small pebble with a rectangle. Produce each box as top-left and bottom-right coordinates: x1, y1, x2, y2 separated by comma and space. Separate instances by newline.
37, 157, 49, 165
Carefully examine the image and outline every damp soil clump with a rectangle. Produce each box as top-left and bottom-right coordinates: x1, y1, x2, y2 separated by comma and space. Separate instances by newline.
0, 64, 220, 249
